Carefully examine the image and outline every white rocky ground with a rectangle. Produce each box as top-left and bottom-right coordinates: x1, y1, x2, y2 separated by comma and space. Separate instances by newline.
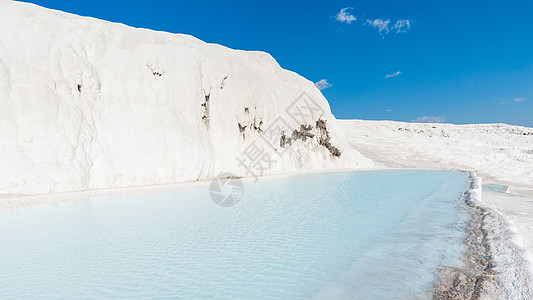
340, 120, 533, 194
483, 191, 533, 265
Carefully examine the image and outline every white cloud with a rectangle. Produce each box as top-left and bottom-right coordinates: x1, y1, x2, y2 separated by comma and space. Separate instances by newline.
366, 18, 411, 35
366, 19, 391, 33
336, 7, 356, 24
385, 71, 402, 78
315, 79, 332, 91
393, 19, 411, 33
501, 97, 527, 105
411, 116, 447, 123
386, 108, 392, 112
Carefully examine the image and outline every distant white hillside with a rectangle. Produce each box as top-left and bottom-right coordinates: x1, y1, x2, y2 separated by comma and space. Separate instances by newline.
341, 120, 533, 195
0, 1, 370, 196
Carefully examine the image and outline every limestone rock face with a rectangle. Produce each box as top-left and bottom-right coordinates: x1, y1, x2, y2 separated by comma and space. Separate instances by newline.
0, 1, 370, 195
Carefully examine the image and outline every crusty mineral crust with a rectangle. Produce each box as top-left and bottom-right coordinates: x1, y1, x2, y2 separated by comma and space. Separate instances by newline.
433, 174, 533, 299
433, 199, 497, 299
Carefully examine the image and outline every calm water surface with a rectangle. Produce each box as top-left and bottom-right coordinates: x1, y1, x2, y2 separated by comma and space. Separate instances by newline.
0, 170, 469, 299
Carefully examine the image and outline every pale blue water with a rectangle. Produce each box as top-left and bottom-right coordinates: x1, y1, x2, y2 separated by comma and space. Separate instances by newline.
482, 184, 509, 193
0, 170, 469, 299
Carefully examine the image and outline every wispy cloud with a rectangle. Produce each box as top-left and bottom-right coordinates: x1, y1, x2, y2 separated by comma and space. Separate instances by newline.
366, 18, 411, 35
500, 97, 527, 105
385, 71, 402, 78
411, 116, 447, 123
333, 7, 411, 36
335, 7, 356, 24
366, 19, 390, 33
393, 20, 411, 33
315, 79, 332, 91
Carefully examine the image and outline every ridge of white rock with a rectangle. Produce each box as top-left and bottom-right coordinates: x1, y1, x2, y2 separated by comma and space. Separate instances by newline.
0, 1, 371, 196
340, 119, 533, 194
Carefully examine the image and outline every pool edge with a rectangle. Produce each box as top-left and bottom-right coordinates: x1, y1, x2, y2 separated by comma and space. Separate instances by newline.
433, 173, 533, 299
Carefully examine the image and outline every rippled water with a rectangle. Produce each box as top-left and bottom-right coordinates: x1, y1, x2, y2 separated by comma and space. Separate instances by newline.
0, 170, 469, 299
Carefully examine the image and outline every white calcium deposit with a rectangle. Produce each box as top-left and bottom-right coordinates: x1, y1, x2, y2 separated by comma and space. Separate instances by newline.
340, 119, 533, 193
0, 1, 371, 196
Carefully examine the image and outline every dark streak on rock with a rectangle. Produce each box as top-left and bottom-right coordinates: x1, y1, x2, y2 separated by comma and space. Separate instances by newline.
201, 93, 210, 128
253, 120, 263, 133
238, 123, 246, 139
316, 119, 341, 157
220, 75, 228, 89
277, 119, 341, 158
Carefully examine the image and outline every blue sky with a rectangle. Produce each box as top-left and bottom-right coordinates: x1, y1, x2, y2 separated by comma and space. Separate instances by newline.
22, 0, 533, 127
